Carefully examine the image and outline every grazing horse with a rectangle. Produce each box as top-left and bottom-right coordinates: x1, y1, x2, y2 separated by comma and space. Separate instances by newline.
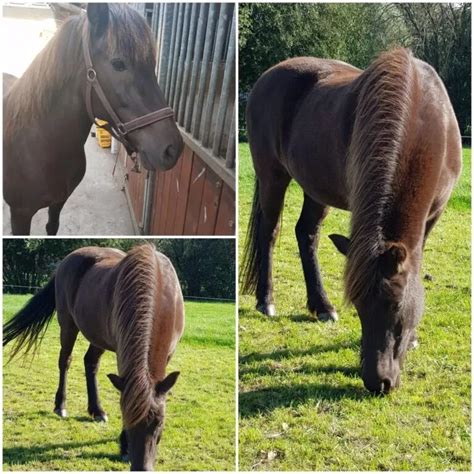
3, 4, 184, 235
3, 243, 185, 471
241, 48, 462, 394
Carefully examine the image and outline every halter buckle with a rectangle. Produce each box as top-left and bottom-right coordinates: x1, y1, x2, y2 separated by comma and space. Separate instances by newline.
117, 123, 127, 136
87, 68, 97, 82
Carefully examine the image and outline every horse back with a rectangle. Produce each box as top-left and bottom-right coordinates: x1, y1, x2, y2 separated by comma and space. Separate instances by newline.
247, 58, 361, 207
55, 247, 126, 351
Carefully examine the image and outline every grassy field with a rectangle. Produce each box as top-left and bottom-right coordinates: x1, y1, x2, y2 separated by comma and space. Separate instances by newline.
239, 143, 471, 471
3, 299, 235, 471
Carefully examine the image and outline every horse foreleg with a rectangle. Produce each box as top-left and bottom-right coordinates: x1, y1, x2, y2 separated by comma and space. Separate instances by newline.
10, 207, 35, 235
119, 429, 129, 461
54, 316, 79, 417
255, 173, 291, 316
296, 195, 337, 322
84, 344, 107, 422
46, 200, 66, 235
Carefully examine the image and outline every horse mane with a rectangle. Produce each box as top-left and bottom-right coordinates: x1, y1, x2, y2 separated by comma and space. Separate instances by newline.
345, 48, 415, 302
113, 243, 158, 428
4, 4, 156, 140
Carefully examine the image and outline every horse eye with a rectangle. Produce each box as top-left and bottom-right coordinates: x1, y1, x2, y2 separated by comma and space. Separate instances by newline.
111, 59, 127, 72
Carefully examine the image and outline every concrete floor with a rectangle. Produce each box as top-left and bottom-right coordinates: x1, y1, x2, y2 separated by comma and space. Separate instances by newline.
3, 5, 136, 236
3, 135, 136, 236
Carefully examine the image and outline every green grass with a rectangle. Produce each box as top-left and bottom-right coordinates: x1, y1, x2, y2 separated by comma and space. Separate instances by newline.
238, 143, 471, 471
3, 299, 236, 471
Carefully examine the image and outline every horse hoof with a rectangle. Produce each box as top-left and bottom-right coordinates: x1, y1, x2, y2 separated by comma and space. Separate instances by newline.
93, 414, 108, 422
256, 303, 276, 317
318, 311, 338, 322
54, 408, 67, 418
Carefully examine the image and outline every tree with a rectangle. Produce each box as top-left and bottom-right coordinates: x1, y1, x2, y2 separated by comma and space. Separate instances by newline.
239, 3, 471, 137
3, 239, 235, 300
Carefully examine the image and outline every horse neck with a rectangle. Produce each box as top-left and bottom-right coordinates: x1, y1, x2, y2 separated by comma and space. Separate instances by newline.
345, 48, 416, 302
114, 245, 159, 427
5, 17, 92, 145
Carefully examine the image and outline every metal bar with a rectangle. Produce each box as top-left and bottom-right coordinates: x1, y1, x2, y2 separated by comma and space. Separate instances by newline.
158, 4, 174, 87
177, 3, 199, 125
151, 3, 160, 37
199, 3, 233, 148
191, 3, 219, 138
164, 4, 179, 100
168, 4, 185, 107
212, 8, 235, 157
225, 103, 235, 169
172, 3, 192, 115
184, 3, 208, 132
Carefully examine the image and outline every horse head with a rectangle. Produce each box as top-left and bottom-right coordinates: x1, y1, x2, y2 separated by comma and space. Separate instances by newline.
330, 234, 424, 394
85, 4, 183, 171
108, 371, 180, 471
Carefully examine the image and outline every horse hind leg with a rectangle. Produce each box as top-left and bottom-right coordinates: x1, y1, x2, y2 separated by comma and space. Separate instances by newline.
46, 200, 66, 235
252, 170, 291, 316
10, 207, 35, 235
295, 195, 337, 322
54, 313, 79, 417
84, 344, 108, 422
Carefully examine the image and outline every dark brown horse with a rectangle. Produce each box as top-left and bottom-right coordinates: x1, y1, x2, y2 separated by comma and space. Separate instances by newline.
3, 4, 184, 235
241, 48, 462, 394
3, 243, 185, 470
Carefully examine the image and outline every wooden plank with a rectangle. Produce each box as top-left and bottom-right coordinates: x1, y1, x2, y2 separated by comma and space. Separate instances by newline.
196, 166, 223, 235
173, 146, 194, 234
183, 152, 207, 235
158, 169, 173, 234
150, 171, 164, 234
214, 183, 235, 235
164, 153, 184, 235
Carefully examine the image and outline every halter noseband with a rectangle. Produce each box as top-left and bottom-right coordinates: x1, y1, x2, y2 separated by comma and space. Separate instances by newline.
82, 22, 174, 154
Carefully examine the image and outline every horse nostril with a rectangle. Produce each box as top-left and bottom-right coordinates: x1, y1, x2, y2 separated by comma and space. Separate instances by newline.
164, 145, 175, 160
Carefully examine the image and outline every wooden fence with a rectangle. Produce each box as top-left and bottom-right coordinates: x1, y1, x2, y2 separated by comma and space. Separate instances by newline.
123, 3, 235, 235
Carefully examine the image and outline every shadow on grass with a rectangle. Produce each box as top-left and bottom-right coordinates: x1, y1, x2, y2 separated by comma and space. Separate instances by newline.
240, 340, 358, 365
3, 438, 123, 466
239, 382, 370, 418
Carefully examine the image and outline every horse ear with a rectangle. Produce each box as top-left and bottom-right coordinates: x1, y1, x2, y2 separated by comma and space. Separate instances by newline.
155, 371, 180, 397
107, 373, 124, 392
329, 234, 350, 256
87, 3, 109, 37
380, 242, 407, 277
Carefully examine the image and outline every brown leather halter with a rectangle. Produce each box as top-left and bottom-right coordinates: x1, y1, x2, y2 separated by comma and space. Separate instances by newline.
82, 22, 174, 154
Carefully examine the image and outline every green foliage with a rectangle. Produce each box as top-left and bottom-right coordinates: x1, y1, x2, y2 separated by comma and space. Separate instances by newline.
3, 239, 235, 300
239, 3, 471, 138
238, 144, 471, 470
3, 298, 235, 471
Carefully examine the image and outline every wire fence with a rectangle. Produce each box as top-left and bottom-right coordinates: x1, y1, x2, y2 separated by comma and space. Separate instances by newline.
2, 284, 234, 303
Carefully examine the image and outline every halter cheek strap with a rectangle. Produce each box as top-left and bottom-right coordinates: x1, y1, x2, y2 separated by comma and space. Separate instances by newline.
82, 22, 174, 153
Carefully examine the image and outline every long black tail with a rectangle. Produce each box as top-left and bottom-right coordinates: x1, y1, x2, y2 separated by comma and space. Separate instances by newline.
3, 277, 56, 360
240, 179, 262, 294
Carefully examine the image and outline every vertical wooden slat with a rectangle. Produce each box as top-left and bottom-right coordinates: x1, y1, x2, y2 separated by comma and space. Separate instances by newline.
191, 3, 219, 138
172, 3, 193, 113
212, 8, 235, 156
197, 167, 223, 235
200, 3, 233, 147
184, 4, 209, 131
183, 154, 207, 234
173, 147, 194, 234
214, 184, 235, 235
